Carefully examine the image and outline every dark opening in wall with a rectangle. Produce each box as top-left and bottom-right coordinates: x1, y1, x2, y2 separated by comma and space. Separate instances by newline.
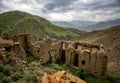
27, 46, 29, 49
82, 60, 85, 65
5, 46, 11, 51
73, 53, 78, 67
37, 50, 39, 52
61, 49, 65, 62
75, 45, 78, 49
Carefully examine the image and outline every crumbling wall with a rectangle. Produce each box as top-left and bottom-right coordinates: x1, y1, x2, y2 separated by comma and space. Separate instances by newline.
40, 36, 57, 64
26, 35, 58, 64
50, 41, 63, 63
12, 34, 29, 50
96, 48, 107, 76
65, 44, 75, 66
0, 37, 26, 64
13, 42, 26, 61
65, 42, 108, 76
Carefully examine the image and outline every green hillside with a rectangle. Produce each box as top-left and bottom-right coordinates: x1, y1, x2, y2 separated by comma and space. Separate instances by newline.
0, 10, 85, 40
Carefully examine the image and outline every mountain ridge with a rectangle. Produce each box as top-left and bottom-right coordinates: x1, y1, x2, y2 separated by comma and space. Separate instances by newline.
52, 19, 120, 31
81, 19, 120, 31
0, 10, 86, 40
52, 20, 97, 29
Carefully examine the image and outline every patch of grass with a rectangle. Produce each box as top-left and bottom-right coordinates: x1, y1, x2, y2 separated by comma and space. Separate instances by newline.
3, 66, 11, 75
23, 72, 38, 83
1, 77, 12, 83
0, 64, 11, 76
0, 72, 6, 80
12, 71, 22, 81
0, 65, 12, 83
6, 54, 13, 63
12, 63, 23, 72
107, 72, 120, 83
26, 52, 39, 64
35, 70, 44, 77
0, 64, 4, 72
75, 68, 120, 83
42, 62, 79, 76
28, 65, 34, 71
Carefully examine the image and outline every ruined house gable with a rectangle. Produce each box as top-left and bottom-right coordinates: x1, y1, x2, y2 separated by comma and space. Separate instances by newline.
65, 42, 107, 77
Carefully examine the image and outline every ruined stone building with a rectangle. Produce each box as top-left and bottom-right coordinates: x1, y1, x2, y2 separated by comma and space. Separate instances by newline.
0, 36, 26, 65
65, 42, 107, 76
0, 33, 108, 77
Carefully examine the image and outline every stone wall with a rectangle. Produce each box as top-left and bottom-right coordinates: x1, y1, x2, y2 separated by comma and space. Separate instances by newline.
65, 42, 108, 76
0, 37, 26, 65
26, 35, 58, 64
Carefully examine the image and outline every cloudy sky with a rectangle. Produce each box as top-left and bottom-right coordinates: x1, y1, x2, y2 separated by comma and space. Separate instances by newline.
0, 0, 120, 22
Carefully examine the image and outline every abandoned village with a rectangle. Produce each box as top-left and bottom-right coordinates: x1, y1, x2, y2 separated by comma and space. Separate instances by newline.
0, 31, 107, 77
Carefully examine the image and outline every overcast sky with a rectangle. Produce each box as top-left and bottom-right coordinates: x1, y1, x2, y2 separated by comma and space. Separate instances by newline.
0, 0, 120, 22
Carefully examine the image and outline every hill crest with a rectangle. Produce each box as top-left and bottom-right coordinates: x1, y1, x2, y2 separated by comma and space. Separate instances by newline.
0, 10, 85, 40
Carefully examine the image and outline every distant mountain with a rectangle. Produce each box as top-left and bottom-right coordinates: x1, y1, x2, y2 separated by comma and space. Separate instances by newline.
52, 20, 97, 28
81, 19, 120, 31
0, 10, 86, 40
52, 19, 120, 32
52, 21, 76, 28
71, 20, 97, 28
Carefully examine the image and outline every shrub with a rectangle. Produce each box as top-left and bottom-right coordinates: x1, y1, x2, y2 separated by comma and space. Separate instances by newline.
106, 76, 117, 83
39, 65, 45, 70
12, 71, 22, 81
6, 56, 12, 63
35, 71, 44, 76
50, 63, 64, 70
12, 63, 23, 72
78, 68, 86, 79
0, 72, 6, 80
23, 72, 38, 83
28, 65, 34, 71
0, 64, 4, 72
1, 77, 12, 83
26, 52, 39, 64
3, 66, 11, 75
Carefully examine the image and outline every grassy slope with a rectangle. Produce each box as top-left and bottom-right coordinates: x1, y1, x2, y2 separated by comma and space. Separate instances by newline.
0, 10, 85, 40
79, 25, 120, 76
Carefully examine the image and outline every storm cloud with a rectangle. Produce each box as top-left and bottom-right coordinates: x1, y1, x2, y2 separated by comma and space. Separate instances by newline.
0, 0, 120, 22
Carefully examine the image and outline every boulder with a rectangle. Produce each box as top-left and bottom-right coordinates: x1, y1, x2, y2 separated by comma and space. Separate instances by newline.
41, 71, 86, 83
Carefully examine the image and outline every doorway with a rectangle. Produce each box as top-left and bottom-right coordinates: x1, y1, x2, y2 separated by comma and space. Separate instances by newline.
73, 53, 79, 67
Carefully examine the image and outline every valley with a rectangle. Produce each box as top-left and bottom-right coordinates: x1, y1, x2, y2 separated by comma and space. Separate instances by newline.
0, 10, 120, 83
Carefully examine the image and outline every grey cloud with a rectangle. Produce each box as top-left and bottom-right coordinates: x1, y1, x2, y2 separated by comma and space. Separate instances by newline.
43, 0, 120, 15
88, 1, 120, 10
44, 0, 77, 12
0, 0, 120, 21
